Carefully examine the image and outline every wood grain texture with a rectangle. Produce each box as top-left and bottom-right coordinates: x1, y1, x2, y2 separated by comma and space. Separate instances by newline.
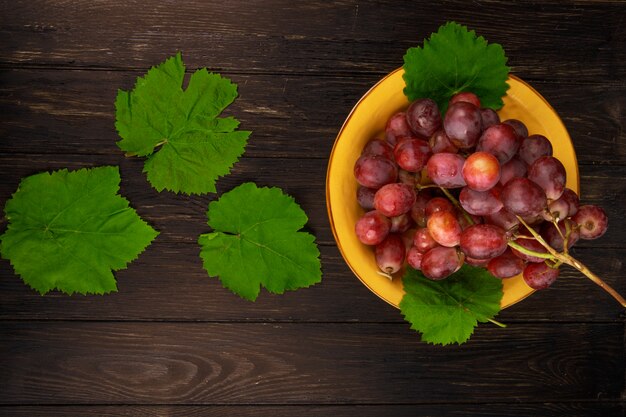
0, 322, 623, 404
0, 1, 624, 83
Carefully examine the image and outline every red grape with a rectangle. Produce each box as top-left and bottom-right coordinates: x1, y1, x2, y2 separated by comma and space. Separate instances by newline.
413, 227, 439, 253
406, 98, 442, 138
410, 191, 432, 227
480, 108, 500, 129
426, 152, 467, 188
390, 213, 414, 233
501, 177, 547, 217
450, 92, 481, 108
527, 156, 566, 201
374, 183, 416, 217
427, 211, 462, 247
541, 219, 580, 251
354, 155, 398, 189
355, 210, 391, 245
484, 207, 519, 233
459, 185, 503, 216
357, 186, 376, 210
385, 112, 413, 146
487, 248, 525, 278
421, 246, 464, 280
462, 151, 501, 191
502, 119, 528, 139
406, 246, 424, 270
510, 237, 547, 263
547, 188, 579, 220
393, 138, 431, 172
499, 157, 527, 186
476, 123, 519, 164
443, 102, 482, 149
362, 138, 394, 160
523, 262, 559, 289
460, 224, 508, 260
429, 129, 458, 154
518, 134, 553, 166
465, 256, 490, 267
398, 169, 417, 186
572, 205, 608, 240
375, 234, 405, 274
425, 196, 455, 217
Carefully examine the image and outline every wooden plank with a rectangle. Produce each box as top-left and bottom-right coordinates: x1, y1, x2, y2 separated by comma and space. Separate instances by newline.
0, 243, 624, 323
0, 322, 623, 404
0, 1, 624, 83
0, 403, 624, 417
1, 69, 625, 163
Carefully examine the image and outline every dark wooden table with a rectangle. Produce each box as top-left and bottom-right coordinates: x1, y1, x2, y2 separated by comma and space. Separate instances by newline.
1, 1, 625, 416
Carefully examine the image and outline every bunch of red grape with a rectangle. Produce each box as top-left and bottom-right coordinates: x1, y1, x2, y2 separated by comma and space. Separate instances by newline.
354, 92, 608, 290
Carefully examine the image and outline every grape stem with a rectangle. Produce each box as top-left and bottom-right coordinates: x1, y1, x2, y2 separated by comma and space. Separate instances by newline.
513, 216, 626, 308
438, 187, 475, 226
488, 318, 507, 328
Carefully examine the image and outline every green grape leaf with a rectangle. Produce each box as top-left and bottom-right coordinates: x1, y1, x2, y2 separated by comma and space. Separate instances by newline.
400, 265, 503, 345
115, 52, 251, 195
403, 21, 510, 113
198, 182, 322, 301
0, 166, 159, 295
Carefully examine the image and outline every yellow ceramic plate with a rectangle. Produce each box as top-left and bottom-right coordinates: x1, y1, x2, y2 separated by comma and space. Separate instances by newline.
326, 68, 579, 309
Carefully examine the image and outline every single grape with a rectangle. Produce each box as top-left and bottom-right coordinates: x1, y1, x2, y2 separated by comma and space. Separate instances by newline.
465, 256, 490, 267
362, 138, 395, 160
523, 262, 559, 289
484, 207, 519, 233
413, 227, 439, 253
374, 183, 416, 217
425, 196, 455, 217
547, 188, 579, 220
426, 152, 467, 188
410, 191, 432, 227
540, 219, 580, 251
355, 210, 391, 245
462, 151, 501, 191
457, 210, 482, 231
375, 234, 405, 275
518, 134, 553, 166
502, 119, 528, 139
421, 246, 464, 280
480, 108, 500, 129
390, 213, 414, 233
398, 169, 417, 186
501, 177, 547, 217
487, 248, 525, 278
394, 138, 431, 172
356, 186, 376, 210
443, 102, 482, 149
385, 112, 413, 146
572, 205, 608, 240
510, 237, 547, 263
406, 246, 424, 270
499, 157, 527, 186
427, 211, 462, 247
476, 123, 519, 164
460, 224, 508, 260
450, 92, 481, 108
429, 129, 459, 154
527, 156, 566, 201
406, 98, 442, 138
354, 155, 398, 189
459, 184, 503, 216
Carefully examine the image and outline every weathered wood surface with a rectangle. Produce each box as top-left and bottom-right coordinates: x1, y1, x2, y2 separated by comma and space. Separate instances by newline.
0, 0, 624, 415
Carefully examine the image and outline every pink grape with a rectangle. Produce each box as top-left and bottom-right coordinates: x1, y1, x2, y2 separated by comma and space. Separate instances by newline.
502, 119, 528, 139
425, 197, 455, 217
460, 224, 508, 260
410, 191, 432, 227
389, 213, 414, 233
459, 185, 503, 216
450, 92, 481, 108
523, 262, 559, 290
375, 234, 405, 274
462, 151, 501, 191
480, 108, 500, 129
499, 157, 527, 186
413, 227, 439, 253
443, 102, 482, 149
406, 246, 424, 270
527, 156, 566, 201
421, 246, 464, 280
427, 211, 462, 247
362, 138, 394, 160
429, 129, 458, 154
572, 205, 608, 240
406, 98, 442, 138
393, 138, 431, 172
354, 155, 398, 189
510, 238, 547, 263
385, 112, 413, 146
476, 123, 519, 164
355, 210, 391, 245
518, 134, 553, 166
501, 177, 547, 217
356, 186, 376, 210
487, 248, 525, 278
541, 219, 580, 251
374, 183, 416, 217
426, 152, 467, 188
